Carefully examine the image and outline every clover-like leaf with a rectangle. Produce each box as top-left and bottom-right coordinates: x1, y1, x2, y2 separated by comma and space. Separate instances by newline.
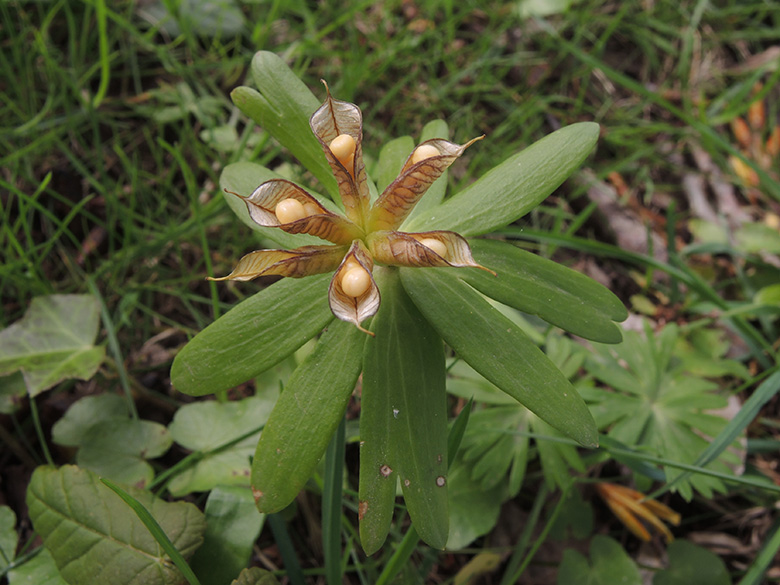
27, 465, 205, 585
369, 136, 483, 231
557, 535, 641, 585
167, 396, 275, 496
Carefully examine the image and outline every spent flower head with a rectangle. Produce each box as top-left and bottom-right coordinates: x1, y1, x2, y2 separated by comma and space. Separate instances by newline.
210, 83, 492, 334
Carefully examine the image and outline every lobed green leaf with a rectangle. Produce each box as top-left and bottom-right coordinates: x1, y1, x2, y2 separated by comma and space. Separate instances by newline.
251, 319, 364, 513
401, 268, 598, 448
405, 122, 599, 237
462, 239, 627, 343
171, 274, 333, 396
27, 466, 205, 585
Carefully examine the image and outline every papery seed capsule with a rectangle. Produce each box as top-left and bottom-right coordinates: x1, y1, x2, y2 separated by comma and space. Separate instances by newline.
412, 144, 440, 165
341, 266, 371, 297
329, 134, 357, 168
419, 237, 447, 258
275, 198, 307, 223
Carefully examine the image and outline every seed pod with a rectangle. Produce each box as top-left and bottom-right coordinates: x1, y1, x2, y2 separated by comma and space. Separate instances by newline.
329, 241, 379, 334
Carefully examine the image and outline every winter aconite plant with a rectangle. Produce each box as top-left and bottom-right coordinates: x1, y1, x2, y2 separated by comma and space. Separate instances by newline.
171, 51, 627, 553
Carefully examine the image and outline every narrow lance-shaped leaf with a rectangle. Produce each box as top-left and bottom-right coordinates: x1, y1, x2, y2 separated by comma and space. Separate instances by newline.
238, 179, 362, 244
208, 245, 346, 282
252, 319, 364, 513
171, 274, 333, 396
329, 241, 380, 334
232, 51, 338, 199
310, 86, 370, 223
360, 268, 449, 554
368, 230, 492, 271
405, 122, 599, 237
401, 267, 598, 448
369, 137, 482, 231
461, 239, 627, 343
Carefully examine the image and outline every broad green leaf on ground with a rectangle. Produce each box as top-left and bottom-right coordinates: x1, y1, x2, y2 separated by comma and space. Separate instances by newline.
0, 372, 27, 414
231, 567, 281, 585
52, 394, 171, 487
401, 267, 598, 448
360, 268, 449, 553
51, 394, 129, 446
220, 161, 326, 250
461, 239, 627, 343
168, 395, 276, 496
653, 540, 731, 585
585, 321, 740, 500
549, 488, 594, 541
0, 295, 105, 396
557, 535, 641, 585
171, 273, 333, 396
404, 122, 599, 237
734, 222, 780, 254
673, 327, 750, 379
0, 505, 17, 573
233, 51, 337, 199
27, 465, 205, 585
252, 319, 363, 513
8, 548, 68, 585
76, 419, 172, 487
445, 456, 503, 550
191, 486, 265, 585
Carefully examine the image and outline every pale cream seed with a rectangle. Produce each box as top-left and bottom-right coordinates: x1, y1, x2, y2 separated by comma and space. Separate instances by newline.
275, 198, 307, 224
419, 237, 447, 258
341, 266, 371, 297
303, 202, 321, 216
329, 134, 356, 167
412, 143, 440, 165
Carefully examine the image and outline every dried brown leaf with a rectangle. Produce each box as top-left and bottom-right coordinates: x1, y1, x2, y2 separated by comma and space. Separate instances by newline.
369, 137, 483, 231
209, 245, 346, 281
328, 241, 379, 334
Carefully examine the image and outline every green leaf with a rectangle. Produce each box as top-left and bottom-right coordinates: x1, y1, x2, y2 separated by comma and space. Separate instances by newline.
251, 319, 364, 513
220, 161, 328, 250
0, 505, 17, 573
171, 273, 333, 396
0, 372, 27, 414
27, 465, 205, 585
375, 136, 415, 194
190, 486, 265, 585
233, 51, 338, 199
77, 419, 172, 488
654, 540, 731, 585
8, 549, 68, 585
51, 393, 129, 446
0, 295, 105, 396
557, 535, 641, 585
231, 567, 281, 585
168, 396, 275, 496
445, 457, 503, 550
462, 239, 626, 343
401, 268, 598, 447
361, 268, 449, 552
405, 122, 599, 237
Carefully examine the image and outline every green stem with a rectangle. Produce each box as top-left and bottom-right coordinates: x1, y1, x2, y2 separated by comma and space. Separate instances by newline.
29, 397, 54, 467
